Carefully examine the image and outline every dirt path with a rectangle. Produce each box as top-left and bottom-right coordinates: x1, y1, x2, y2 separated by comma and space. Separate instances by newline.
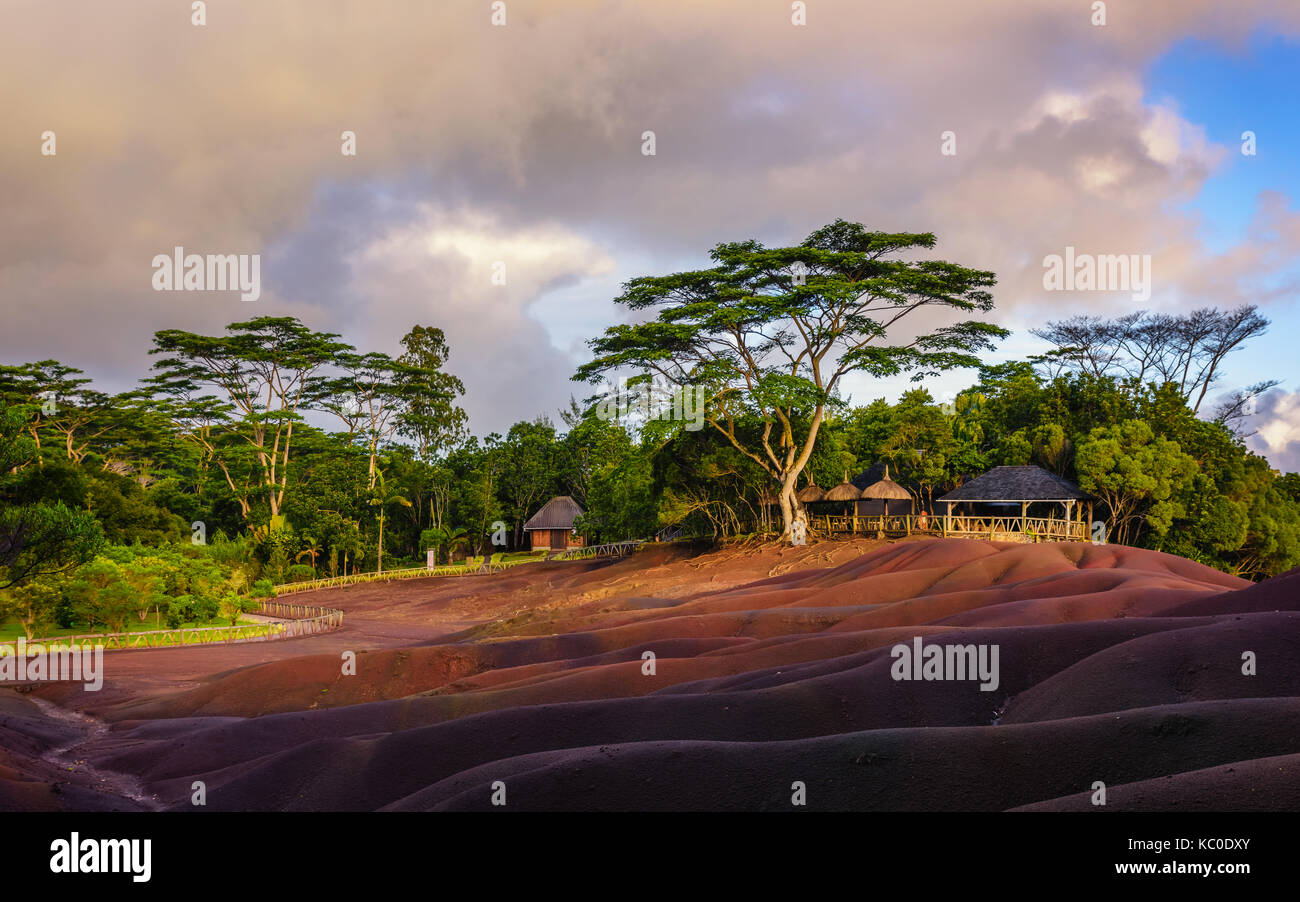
24, 695, 162, 809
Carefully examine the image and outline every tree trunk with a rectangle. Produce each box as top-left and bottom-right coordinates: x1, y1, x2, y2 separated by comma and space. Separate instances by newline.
777, 472, 807, 541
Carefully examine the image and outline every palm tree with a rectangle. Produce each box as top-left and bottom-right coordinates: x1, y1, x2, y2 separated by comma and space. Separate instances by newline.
296, 534, 323, 569
368, 468, 411, 574
421, 524, 470, 566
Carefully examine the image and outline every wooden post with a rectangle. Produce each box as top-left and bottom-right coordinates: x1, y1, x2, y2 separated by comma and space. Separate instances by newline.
945, 502, 952, 536
1020, 500, 1027, 537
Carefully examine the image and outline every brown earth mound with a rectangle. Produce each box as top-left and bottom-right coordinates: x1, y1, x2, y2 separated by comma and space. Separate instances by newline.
4, 537, 1295, 811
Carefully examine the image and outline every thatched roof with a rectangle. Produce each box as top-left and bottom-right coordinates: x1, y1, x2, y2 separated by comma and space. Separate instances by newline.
860, 464, 912, 501
796, 482, 825, 503
935, 466, 1091, 502
523, 495, 584, 530
823, 479, 863, 502
851, 461, 889, 490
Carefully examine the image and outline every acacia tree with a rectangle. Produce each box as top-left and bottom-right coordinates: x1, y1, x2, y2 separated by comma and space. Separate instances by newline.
0, 361, 123, 466
148, 317, 352, 522
576, 220, 1006, 539
1030, 306, 1273, 415
322, 351, 407, 491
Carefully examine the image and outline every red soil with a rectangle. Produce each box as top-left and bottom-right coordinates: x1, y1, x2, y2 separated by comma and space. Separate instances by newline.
2, 536, 1295, 811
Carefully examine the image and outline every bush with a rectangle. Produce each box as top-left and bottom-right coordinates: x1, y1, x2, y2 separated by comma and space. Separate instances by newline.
221, 592, 259, 626
286, 564, 316, 583
165, 596, 195, 629
191, 595, 220, 623
266, 547, 290, 584
250, 578, 275, 598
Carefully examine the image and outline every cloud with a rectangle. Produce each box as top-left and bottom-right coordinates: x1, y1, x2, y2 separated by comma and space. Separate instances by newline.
1250, 389, 1300, 473
2, 0, 1300, 448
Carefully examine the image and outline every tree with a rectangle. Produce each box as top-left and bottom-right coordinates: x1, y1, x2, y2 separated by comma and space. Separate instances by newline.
499, 419, 561, 547
421, 524, 468, 566
148, 317, 352, 521
1031, 306, 1271, 414
0, 579, 61, 639
368, 467, 411, 574
576, 219, 1006, 539
1075, 420, 1198, 545
0, 406, 104, 590
395, 325, 468, 462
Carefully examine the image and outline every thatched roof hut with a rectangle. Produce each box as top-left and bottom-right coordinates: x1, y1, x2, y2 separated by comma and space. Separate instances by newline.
936, 466, 1090, 503
859, 464, 912, 501
823, 476, 863, 503
934, 466, 1093, 539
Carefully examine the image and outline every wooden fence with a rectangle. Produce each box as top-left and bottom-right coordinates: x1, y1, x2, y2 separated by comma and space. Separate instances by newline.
272, 559, 534, 595
816, 513, 1087, 541
275, 542, 646, 594
941, 515, 1088, 541
550, 540, 644, 561
0, 599, 343, 654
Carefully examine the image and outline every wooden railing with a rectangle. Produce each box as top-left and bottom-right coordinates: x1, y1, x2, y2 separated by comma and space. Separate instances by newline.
0, 599, 343, 653
272, 558, 535, 595
941, 515, 1088, 541
816, 513, 1087, 541
254, 599, 345, 638
550, 540, 644, 561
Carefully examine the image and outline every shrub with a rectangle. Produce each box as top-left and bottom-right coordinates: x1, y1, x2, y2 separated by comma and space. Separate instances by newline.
266, 547, 290, 584
191, 595, 220, 623
250, 578, 275, 598
165, 596, 195, 629
286, 564, 316, 583
220, 592, 259, 626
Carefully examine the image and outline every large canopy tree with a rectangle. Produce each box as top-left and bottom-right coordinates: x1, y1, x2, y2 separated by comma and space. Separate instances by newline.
1029, 306, 1274, 420
147, 317, 352, 522
575, 219, 1007, 539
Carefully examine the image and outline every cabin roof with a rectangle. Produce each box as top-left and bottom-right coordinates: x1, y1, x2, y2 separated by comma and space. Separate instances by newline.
522, 495, 584, 530
935, 466, 1092, 502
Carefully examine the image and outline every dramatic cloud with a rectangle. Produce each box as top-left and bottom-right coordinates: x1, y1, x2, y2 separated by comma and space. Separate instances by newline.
2, 0, 1298, 443
1251, 389, 1300, 473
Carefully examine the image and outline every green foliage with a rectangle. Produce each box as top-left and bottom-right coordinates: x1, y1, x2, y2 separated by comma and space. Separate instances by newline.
0, 304, 1295, 588
575, 219, 1007, 537
220, 591, 258, 626
1075, 420, 1198, 545
286, 563, 316, 583
0, 579, 61, 640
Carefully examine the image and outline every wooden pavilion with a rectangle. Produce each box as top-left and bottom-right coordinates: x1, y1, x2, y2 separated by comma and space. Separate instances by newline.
933, 466, 1092, 541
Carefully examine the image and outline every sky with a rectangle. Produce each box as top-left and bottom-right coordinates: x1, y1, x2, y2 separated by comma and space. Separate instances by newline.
2, 0, 1298, 469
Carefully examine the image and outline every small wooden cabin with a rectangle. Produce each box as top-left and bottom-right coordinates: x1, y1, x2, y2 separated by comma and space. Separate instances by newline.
523, 495, 587, 551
